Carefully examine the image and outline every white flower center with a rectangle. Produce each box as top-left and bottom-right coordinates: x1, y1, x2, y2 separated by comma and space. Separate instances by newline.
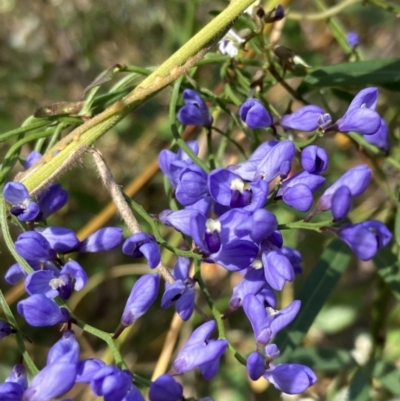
206, 219, 221, 234
49, 277, 66, 289
266, 307, 279, 317
230, 178, 245, 192
251, 259, 263, 269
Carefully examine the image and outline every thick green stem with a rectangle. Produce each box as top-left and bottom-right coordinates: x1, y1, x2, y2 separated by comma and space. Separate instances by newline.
19, 0, 256, 194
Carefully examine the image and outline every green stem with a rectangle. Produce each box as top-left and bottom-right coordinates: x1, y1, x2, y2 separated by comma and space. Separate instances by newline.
194, 260, 247, 366
123, 195, 202, 259
0, 129, 56, 185
364, 0, 400, 14
278, 219, 333, 231
212, 125, 247, 159
72, 316, 126, 368
0, 289, 38, 375
288, 0, 361, 20
207, 127, 216, 170
346, 131, 400, 170
0, 119, 51, 143
0, 197, 34, 274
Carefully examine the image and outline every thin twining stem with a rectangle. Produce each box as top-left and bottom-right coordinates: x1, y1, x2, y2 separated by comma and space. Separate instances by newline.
88, 147, 175, 284
287, 0, 360, 20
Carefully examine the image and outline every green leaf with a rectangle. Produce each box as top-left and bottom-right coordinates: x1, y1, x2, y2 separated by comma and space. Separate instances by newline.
374, 247, 400, 302
274, 239, 353, 361
313, 304, 359, 334
349, 368, 371, 401
289, 347, 356, 371
373, 359, 400, 396
298, 59, 400, 94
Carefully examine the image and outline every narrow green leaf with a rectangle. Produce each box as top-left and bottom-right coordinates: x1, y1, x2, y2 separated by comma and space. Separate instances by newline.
0, 197, 33, 274
373, 359, 400, 396
349, 368, 371, 401
288, 347, 356, 371
0, 289, 39, 375
374, 247, 400, 302
274, 239, 353, 360
298, 59, 400, 94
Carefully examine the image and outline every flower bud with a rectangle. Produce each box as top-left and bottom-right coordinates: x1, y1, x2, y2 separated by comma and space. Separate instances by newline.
177, 89, 213, 127
239, 99, 273, 129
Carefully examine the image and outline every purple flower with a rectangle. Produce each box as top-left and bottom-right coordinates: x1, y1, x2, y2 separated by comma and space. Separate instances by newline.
149, 374, 183, 401
0, 320, 13, 339
264, 363, 317, 394
335, 87, 381, 135
177, 89, 213, 127
280, 105, 329, 132
159, 141, 200, 189
331, 186, 352, 220
25, 260, 87, 300
201, 210, 259, 271
0, 382, 24, 401
17, 294, 69, 327
161, 257, 195, 321
24, 151, 42, 169
281, 247, 303, 274
38, 227, 79, 253
3, 182, 40, 221
5, 261, 51, 286
23, 361, 78, 401
262, 250, 295, 291
346, 32, 359, 48
234, 209, 278, 243
336, 108, 381, 135
77, 227, 123, 252
301, 145, 328, 174
5, 364, 27, 390
0, 365, 26, 401
91, 366, 132, 401
317, 164, 371, 211
76, 359, 106, 383
239, 99, 273, 129
338, 220, 392, 260
122, 387, 145, 401
47, 330, 80, 365
247, 351, 266, 380
229, 268, 267, 310
277, 171, 325, 212
37, 184, 68, 219
175, 164, 209, 206
243, 294, 300, 345
120, 274, 160, 327
15, 231, 56, 262
229, 140, 279, 181
254, 140, 296, 183
208, 168, 268, 211
173, 320, 228, 380
364, 118, 390, 151
123, 233, 161, 268
264, 4, 285, 22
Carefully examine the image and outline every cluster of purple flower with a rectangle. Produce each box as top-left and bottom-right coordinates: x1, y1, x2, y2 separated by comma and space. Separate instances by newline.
0, 330, 188, 401
243, 87, 388, 150
154, 88, 392, 393
0, 86, 392, 400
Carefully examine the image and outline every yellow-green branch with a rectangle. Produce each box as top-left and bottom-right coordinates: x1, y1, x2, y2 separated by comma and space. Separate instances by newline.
18, 0, 255, 194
